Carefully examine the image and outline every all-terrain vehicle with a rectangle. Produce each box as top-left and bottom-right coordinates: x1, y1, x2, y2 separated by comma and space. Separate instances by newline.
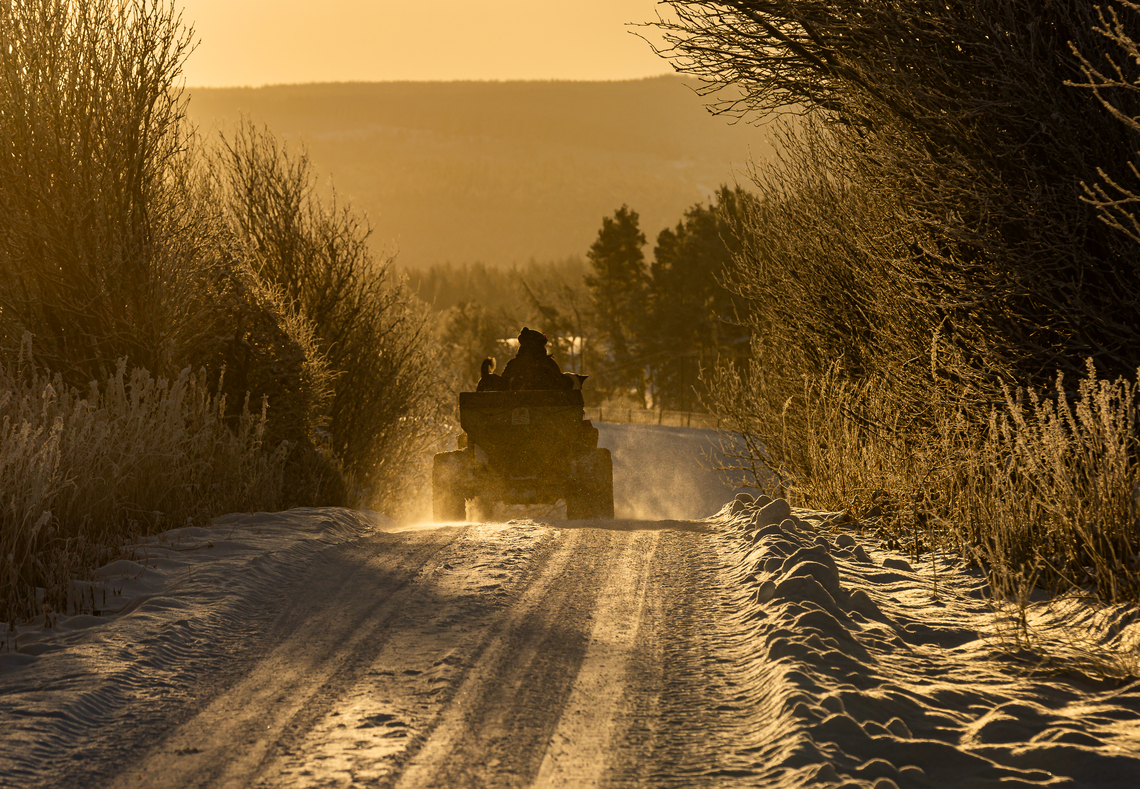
433, 389, 614, 521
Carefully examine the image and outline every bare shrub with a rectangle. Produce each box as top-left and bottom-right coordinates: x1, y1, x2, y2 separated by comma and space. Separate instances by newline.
722, 124, 934, 384
704, 127, 1140, 604
212, 123, 443, 510
179, 238, 329, 430
706, 121, 970, 493
0, 0, 449, 627
0, 0, 202, 380
1071, 3, 1140, 249
659, 0, 1140, 387
0, 1, 333, 498
0, 335, 289, 622
709, 360, 911, 504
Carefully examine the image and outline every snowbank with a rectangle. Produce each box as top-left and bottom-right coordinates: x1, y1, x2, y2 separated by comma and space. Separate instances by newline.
714, 494, 1140, 788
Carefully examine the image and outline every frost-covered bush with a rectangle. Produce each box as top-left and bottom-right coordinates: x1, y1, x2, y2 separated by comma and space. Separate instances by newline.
185, 258, 332, 451
0, 0, 200, 379
663, 1, 1140, 389
213, 123, 442, 509
0, 2, 332, 434
0, 338, 289, 622
681, 3, 1140, 602
0, 0, 444, 617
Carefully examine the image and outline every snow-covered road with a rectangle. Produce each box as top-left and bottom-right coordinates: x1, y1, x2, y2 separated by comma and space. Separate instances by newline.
109, 520, 745, 788
2, 424, 1139, 788
4, 516, 755, 788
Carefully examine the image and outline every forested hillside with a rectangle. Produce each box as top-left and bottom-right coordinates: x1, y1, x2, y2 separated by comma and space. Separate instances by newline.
186, 76, 764, 269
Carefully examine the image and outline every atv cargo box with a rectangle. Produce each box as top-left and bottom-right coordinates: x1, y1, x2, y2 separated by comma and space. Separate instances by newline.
433, 389, 614, 521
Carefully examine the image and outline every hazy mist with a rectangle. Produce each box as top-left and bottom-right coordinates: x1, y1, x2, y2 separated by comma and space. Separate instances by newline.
186, 76, 766, 270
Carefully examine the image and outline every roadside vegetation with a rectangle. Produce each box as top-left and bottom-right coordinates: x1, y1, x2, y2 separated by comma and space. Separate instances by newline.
656, 2, 1140, 611
0, 0, 440, 623
8, 0, 1137, 658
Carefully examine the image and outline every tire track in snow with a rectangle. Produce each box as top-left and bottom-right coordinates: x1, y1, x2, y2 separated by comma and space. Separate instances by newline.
249, 522, 564, 787
1, 510, 381, 789
604, 529, 771, 788
533, 529, 659, 787
91, 519, 757, 788
391, 527, 625, 788
111, 526, 464, 789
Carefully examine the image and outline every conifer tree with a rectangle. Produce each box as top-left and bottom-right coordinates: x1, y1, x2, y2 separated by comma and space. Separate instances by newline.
585, 205, 649, 403
648, 186, 750, 410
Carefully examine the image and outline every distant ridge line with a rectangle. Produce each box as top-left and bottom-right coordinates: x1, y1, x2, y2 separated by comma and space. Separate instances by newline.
187, 74, 689, 90
186, 76, 764, 269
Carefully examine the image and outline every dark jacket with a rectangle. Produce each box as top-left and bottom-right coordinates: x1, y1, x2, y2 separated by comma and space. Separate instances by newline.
501, 347, 570, 390
477, 372, 507, 391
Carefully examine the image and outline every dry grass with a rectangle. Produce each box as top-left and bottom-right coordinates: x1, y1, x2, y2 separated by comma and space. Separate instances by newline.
712, 349, 1140, 677
963, 364, 1140, 603
1, 335, 288, 623
712, 354, 1140, 601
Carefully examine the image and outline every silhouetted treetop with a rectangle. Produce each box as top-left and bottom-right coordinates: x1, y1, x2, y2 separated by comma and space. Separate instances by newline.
659, 1, 1140, 383
586, 205, 650, 402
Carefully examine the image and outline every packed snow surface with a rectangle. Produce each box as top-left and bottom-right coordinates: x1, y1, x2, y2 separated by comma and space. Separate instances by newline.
1, 423, 1138, 787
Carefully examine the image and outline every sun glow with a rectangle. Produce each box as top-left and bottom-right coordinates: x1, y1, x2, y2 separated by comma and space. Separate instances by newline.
176, 0, 673, 87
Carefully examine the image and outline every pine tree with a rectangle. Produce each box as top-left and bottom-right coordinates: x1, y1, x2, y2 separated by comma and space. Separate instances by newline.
648, 186, 750, 410
585, 205, 649, 404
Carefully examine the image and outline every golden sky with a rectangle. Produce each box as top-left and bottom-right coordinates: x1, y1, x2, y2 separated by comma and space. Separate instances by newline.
177, 1, 674, 87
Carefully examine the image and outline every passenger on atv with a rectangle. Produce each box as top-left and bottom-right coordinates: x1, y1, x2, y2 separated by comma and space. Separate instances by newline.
476, 356, 506, 391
